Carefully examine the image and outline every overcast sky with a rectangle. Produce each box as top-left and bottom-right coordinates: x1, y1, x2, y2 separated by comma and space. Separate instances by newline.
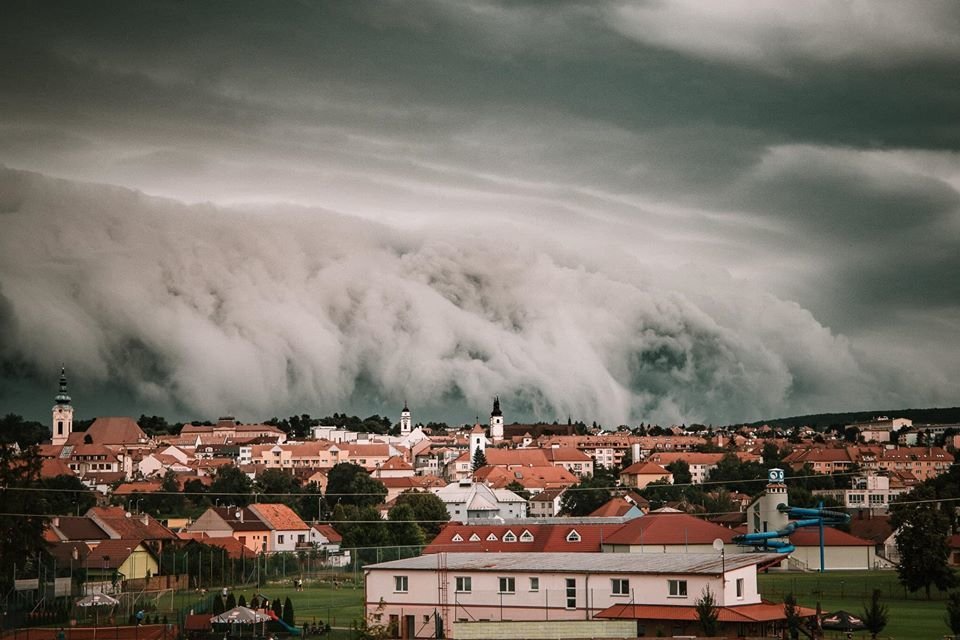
1, 1, 959, 426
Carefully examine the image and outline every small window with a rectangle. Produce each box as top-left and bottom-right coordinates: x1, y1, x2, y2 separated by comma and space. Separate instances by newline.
498, 577, 515, 594
529, 577, 539, 592
736, 578, 744, 599
566, 530, 581, 542
394, 576, 408, 592
503, 530, 517, 542
520, 530, 534, 542
469, 533, 481, 541
668, 580, 687, 598
451, 534, 463, 542
612, 579, 629, 596
565, 578, 577, 609
486, 533, 498, 541
455, 576, 472, 593
278, 535, 285, 544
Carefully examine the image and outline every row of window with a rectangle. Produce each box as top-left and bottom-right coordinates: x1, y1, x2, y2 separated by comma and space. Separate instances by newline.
391, 575, 744, 600
449, 530, 581, 543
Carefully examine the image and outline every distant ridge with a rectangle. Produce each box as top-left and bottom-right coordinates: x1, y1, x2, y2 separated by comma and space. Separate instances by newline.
742, 406, 960, 430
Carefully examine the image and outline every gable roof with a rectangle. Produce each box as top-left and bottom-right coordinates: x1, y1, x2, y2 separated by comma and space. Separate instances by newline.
248, 503, 309, 531
602, 512, 736, 545
423, 522, 624, 554
620, 461, 672, 476
48, 516, 111, 542
85, 506, 178, 541
85, 417, 149, 445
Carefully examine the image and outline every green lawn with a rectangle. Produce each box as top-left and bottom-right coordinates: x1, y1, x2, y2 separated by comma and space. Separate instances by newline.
759, 570, 955, 639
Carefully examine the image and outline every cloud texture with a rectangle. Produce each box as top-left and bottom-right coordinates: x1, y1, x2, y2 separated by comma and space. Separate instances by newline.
1, 2, 959, 423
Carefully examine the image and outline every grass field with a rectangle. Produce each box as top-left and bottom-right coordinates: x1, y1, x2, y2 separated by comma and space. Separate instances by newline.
758, 570, 955, 639
124, 570, 959, 639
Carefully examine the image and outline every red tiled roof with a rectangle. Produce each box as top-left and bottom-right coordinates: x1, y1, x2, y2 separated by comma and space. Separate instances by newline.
114, 482, 163, 495
311, 524, 342, 543
620, 461, 672, 476
603, 512, 736, 545
596, 600, 817, 623
40, 458, 75, 478
177, 533, 249, 559
474, 465, 578, 490
85, 417, 149, 445
49, 516, 111, 541
788, 526, 873, 547
541, 447, 592, 462
647, 452, 726, 466
423, 522, 619, 554
86, 506, 178, 541
589, 497, 640, 518
249, 503, 309, 531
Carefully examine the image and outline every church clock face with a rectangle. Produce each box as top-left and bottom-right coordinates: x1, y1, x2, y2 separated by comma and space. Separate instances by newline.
768, 468, 785, 483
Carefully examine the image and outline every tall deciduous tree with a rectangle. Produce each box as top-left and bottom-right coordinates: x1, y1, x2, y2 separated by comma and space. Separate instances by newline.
695, 585, 720, 637
393, 491, 450, 538
387, 503, 425, 548
0, 445, 47, 591
945, 591, 960, 639
325, 463, 387, 508
559, 473, 612, 516
209, 465, 254, 507
890, 487, 958, 598
860, 589, 888, 640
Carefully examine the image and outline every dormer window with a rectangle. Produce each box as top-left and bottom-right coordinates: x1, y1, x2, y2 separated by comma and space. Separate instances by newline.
486, 533, 498, 541
520, 530, 534, 542
503, 530, 517, 542
451, 534, 463, 542
566, 530, 581, 542
469, 533, 481, 542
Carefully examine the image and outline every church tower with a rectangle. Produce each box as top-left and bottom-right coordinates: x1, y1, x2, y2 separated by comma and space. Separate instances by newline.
400, 401, 412, 435
469, 423, 486, 467
51, 366, 74, 446
489, 395, 504, 443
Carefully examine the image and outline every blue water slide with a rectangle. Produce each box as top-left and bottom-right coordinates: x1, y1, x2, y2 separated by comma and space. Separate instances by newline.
732, 504, 850, 556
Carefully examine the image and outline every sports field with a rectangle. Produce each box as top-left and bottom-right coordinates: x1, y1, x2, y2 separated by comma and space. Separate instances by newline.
758, 570, 955, 639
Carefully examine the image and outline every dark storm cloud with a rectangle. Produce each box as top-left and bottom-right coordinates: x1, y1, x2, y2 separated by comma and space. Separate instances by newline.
1, 1, 959, 422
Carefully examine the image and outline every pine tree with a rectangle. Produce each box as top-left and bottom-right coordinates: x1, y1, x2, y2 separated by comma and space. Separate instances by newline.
945, 591, 960, 639
282, 597, 295, 626
471, 448, 487, 472
860, 589, 888, 639
694, 585, 720, 637
226, 593, 237, 609
212, 594, 225, 615
237, 594, 247, 608
272, 598, 283, 618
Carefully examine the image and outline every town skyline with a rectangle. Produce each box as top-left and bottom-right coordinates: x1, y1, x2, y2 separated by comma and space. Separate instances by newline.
2, 3, 959, 425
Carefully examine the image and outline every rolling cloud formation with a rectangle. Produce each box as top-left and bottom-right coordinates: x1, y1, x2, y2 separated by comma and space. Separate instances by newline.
0, 168, 945, 425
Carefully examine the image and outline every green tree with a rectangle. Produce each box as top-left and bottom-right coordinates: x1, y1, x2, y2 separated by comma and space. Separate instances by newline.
695, 585, 720, 637
39, 474, 97, 515
0, 445, 47, 591
326, 463, 388, 508
504, 481, 531, 501
256, 468, 302, 510
783, 593, 802, 640
209, 466, 254, 507
238, 594, 247, 608
212, 593, 225, 615
0, 414, 50, 447
282, 596, 295, 626
272, 598, 283, 618
393, 491, 450, 538
945, 591, 960, 640
860, 588, 888, 640
890, 487, 958, 598
226, 593, 237, 609
559, 474, 612, 516
665, 460, 692, 485
471, 448, 488, 472
387, 503, 425, 548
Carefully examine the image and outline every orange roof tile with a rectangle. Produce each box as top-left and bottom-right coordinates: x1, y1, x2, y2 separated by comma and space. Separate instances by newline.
248, 503, 309, 531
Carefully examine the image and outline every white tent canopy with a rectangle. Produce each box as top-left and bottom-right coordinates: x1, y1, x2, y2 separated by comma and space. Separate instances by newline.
210, 606, 271, 625
76, 594, 120, 607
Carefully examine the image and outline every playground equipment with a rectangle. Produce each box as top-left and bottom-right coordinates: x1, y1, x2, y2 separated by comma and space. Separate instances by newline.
266, 609, 301, 635
731, 468, 851, 570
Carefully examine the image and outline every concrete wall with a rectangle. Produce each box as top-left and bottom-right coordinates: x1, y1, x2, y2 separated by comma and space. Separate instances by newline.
452, 619, 635, 639
791, 545, 877, 571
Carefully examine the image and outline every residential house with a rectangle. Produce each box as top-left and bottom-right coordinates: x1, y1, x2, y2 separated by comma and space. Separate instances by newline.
366, 552, 804, 639
618, 462, 673, 489
248, 503, 311, 552
432, 480, 527, 523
